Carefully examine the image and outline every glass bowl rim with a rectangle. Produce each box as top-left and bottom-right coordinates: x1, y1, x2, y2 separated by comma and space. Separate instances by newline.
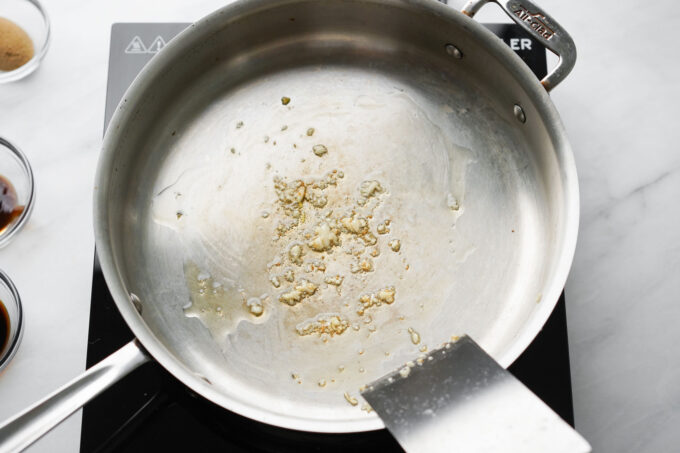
0, 0, 52, 83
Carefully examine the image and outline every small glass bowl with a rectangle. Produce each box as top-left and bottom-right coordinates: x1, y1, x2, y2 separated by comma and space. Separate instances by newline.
0, 137, 35, 247
0, 0, 51, 83
0, 269, 24, 372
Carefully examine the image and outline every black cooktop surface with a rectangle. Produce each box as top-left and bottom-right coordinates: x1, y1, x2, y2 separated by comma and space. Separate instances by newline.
81, 22, 573, 453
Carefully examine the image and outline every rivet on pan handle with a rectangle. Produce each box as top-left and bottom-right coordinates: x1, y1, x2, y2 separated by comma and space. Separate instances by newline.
462, 0, 576, 91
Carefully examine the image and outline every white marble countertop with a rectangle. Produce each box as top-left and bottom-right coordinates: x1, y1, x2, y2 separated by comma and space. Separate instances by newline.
0, 0, 678, 452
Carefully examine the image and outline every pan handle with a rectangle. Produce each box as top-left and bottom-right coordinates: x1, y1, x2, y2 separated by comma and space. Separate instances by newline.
461, 0, 576, 91
0, 340, 150, 453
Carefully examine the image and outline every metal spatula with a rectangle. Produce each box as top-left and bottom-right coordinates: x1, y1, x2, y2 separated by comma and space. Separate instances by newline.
361, 336, 591, 453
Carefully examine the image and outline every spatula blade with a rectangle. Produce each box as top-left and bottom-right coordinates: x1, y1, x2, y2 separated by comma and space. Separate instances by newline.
361, 335, 591, 453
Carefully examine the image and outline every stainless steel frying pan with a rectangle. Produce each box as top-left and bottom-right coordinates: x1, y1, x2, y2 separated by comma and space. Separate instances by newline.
0, 0, 577, 450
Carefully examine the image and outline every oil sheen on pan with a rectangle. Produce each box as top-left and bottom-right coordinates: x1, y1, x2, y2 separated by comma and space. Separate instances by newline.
151, 69, 472, 411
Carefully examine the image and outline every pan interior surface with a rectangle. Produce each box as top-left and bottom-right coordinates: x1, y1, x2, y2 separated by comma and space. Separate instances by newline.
98, 0, 576, 433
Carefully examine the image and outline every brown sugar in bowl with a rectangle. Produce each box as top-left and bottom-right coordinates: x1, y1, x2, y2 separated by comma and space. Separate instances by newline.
0, 17, 34, 71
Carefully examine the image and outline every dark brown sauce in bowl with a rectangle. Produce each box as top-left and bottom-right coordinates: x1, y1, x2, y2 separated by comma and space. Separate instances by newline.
0, 174, 24, 233
0, 300, 9, 354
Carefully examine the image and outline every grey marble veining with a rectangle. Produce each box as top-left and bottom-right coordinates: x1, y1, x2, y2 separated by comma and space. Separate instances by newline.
546, 1, 680, 451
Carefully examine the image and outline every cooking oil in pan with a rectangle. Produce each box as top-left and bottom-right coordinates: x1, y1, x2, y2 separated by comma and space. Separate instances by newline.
183, 261, 269, 337
407, 327, 421, 345
150, 72, 475, 411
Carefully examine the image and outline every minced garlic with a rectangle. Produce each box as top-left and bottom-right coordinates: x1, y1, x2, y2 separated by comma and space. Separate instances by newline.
279, 279, 318, 306
296, 313, 349, 337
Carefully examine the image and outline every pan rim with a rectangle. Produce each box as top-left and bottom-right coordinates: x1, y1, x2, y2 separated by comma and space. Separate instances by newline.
94, 0, 579, 433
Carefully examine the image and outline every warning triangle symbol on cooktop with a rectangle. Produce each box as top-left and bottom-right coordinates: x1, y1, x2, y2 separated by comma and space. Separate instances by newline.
147, 36, 167, 54
125, 36, 147, 54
